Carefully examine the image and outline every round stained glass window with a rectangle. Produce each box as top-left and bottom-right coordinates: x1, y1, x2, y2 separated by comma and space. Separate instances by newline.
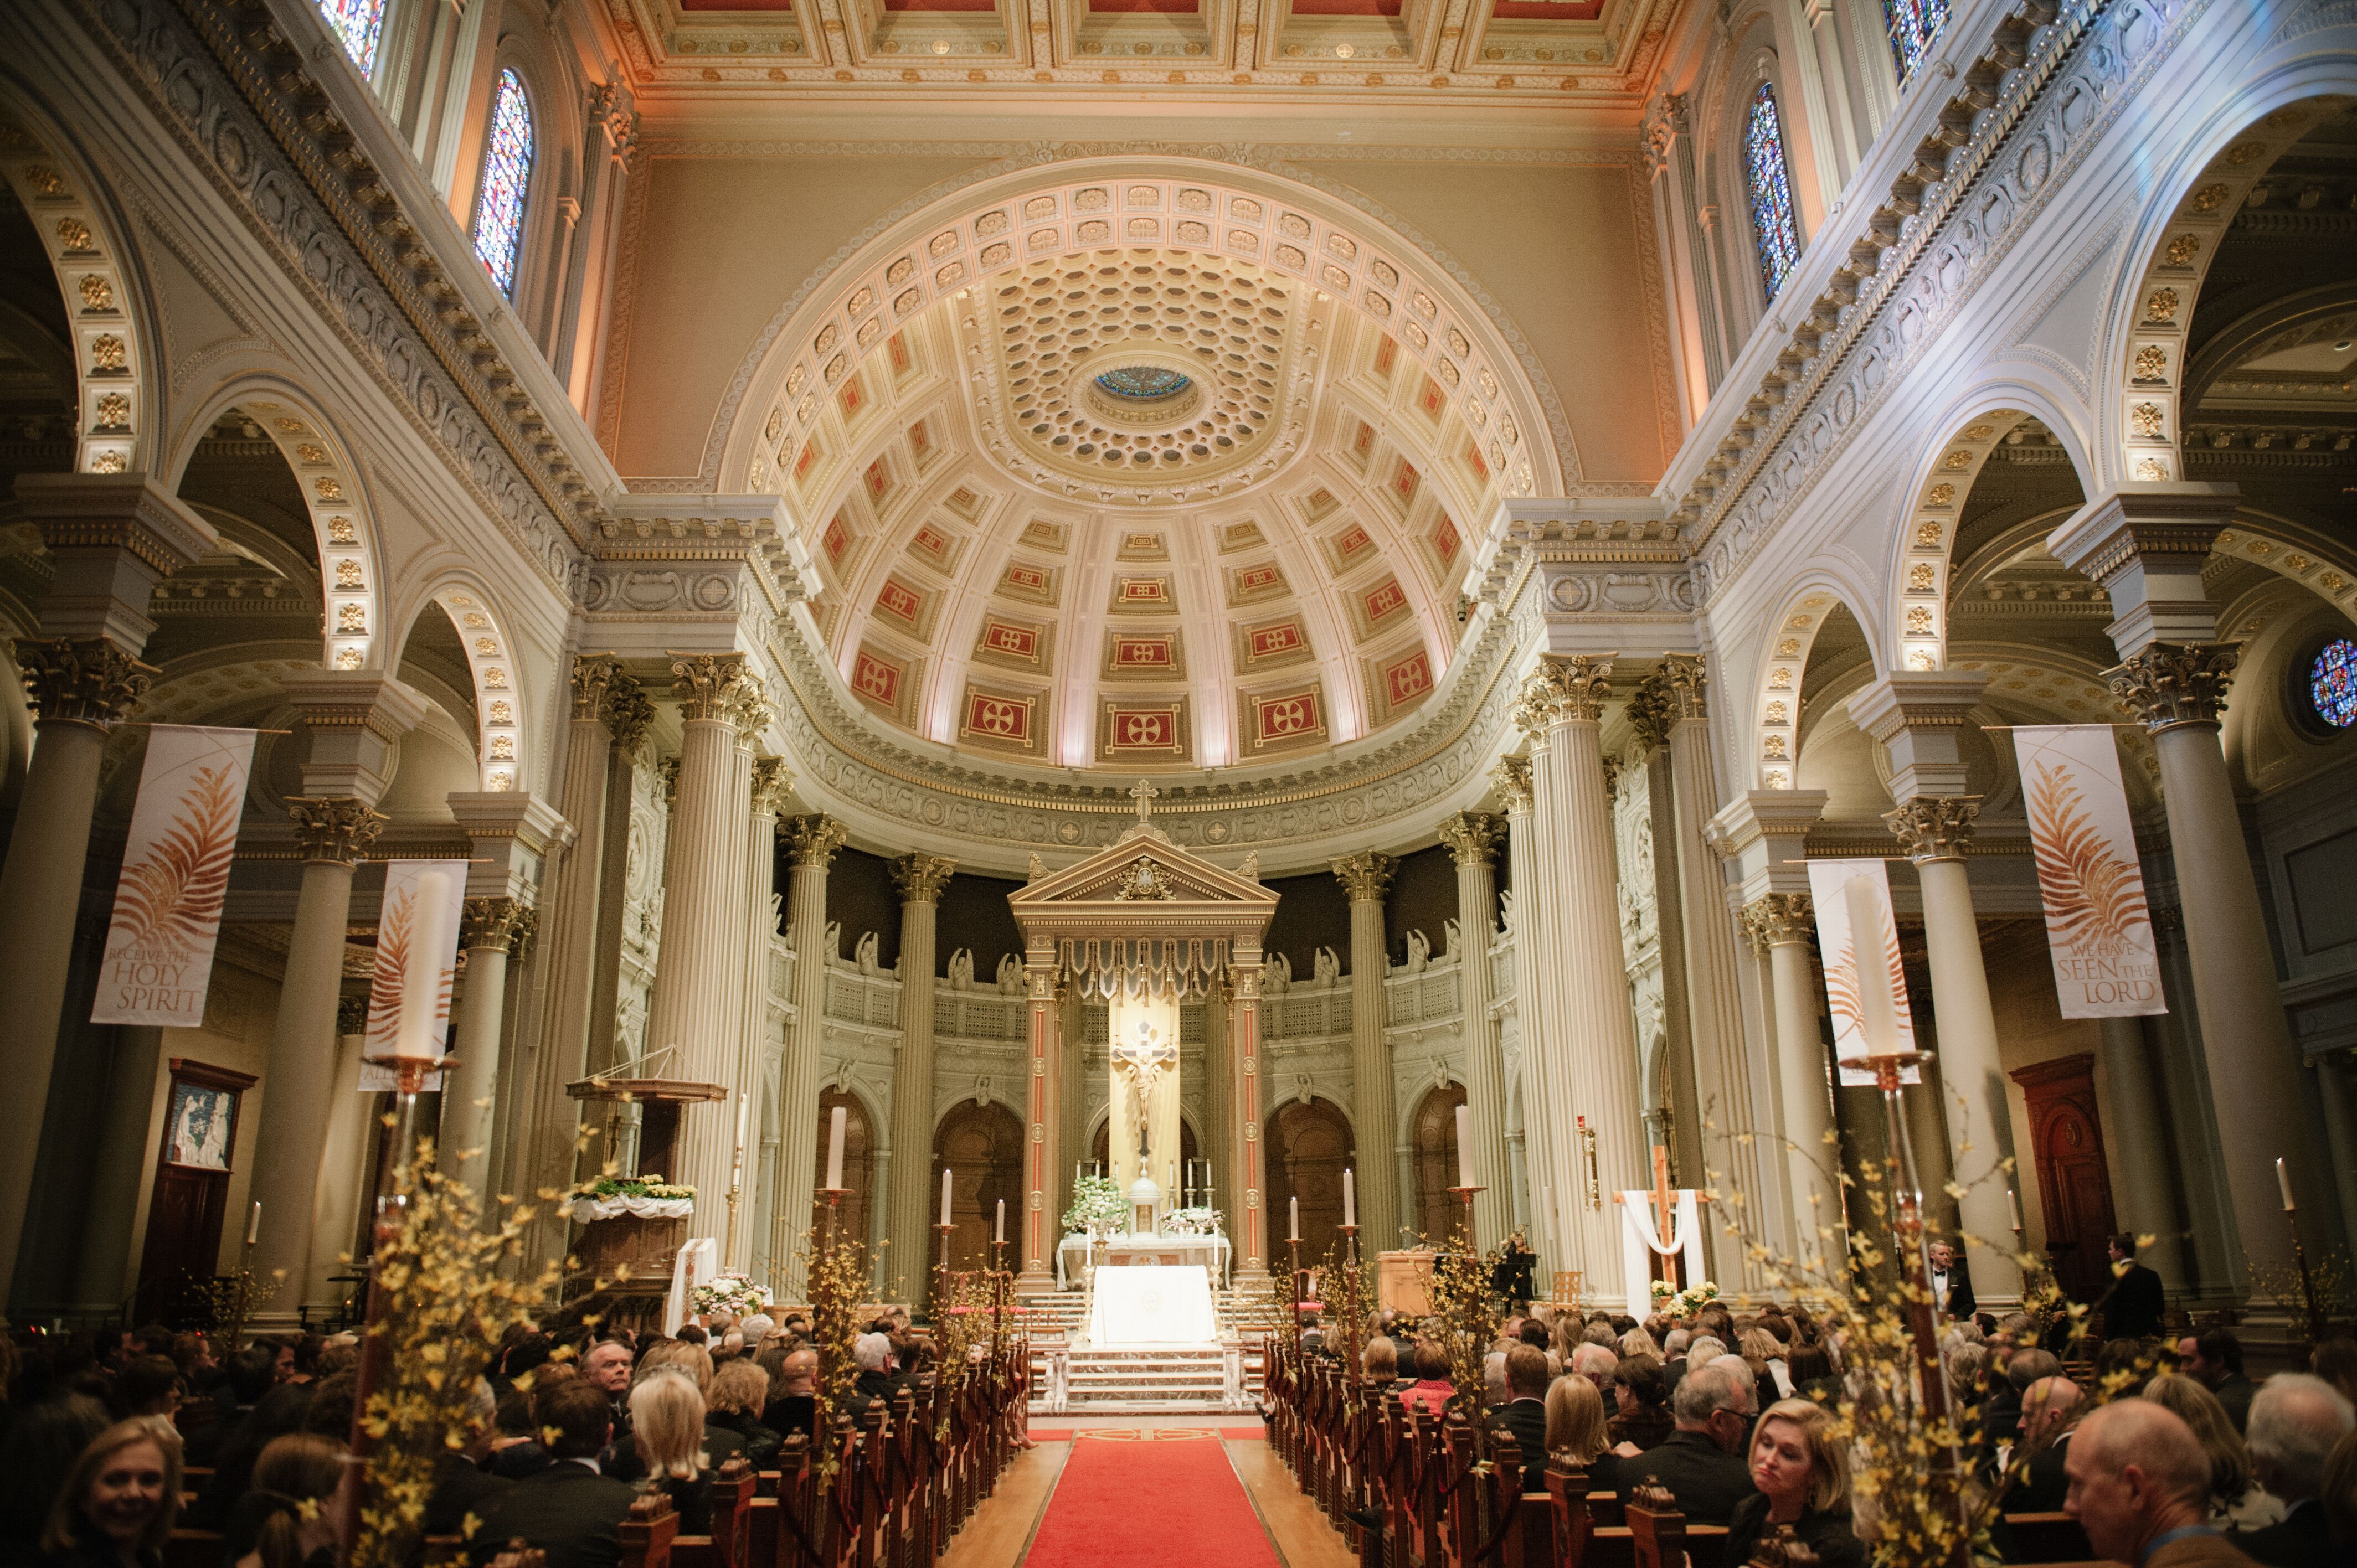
2310, 639, 2357, 729
1095, 366, 1191, 400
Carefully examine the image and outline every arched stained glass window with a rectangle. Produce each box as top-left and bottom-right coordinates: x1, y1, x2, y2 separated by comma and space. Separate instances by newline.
1883, 0, 1951, 83
1744, 83, 1804, 301
316, 0, 387, 76
2310, 639, 2357, 729
472, 70, 534, 299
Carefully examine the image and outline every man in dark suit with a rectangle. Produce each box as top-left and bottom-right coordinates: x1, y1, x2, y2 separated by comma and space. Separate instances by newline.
1488, 1344, 1550, 1477
467, 1379, 640, 1568
2001, 1375, 2083, 1513
2184, 1329, 2257, 1434
581, 1339, 636, 1441
1928, 1240, 1976, 1322
1619, 1363, 1757, 1525
2101, 1233, 2168, 1342
2230, 1374, 2353, 1568
426, 1379, 514, 1538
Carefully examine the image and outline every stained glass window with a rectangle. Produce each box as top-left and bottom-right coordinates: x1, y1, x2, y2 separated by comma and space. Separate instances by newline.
2310, 639, 2357, 729
316, 0, 387, 76
1745, 83, 1804, 301
1883, 0, 1951, 84
472, 70, 534, 298
1096, 367, 1192, 400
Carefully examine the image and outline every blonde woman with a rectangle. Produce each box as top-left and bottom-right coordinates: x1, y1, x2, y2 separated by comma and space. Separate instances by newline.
2142, 1373, 2285, 1530
1726, 1397, 1865, 1568
1618, 1327, 1660, 1362
707, 1359, 783, 1471
630, 1370, 714, 1533
617, 1342, 747, 1479
39, 1417, 182, 1568
1740, 1327, 1793, 1400
1543, 1373, 1622, 1493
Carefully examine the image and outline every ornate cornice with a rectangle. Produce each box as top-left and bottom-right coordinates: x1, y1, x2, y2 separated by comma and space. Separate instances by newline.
10, 636, 154, 726
783, 813, 849, 869
1331, 850, 1397, 905
1436, 811, 1506, 868
1885, 798, 1982, 864
286, 796, 387, 865
2109, 642, 2238, 733
892, 851, 956, 904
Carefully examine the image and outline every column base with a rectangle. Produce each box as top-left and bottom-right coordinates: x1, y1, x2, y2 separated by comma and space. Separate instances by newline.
1017, 1265, 1056, 1294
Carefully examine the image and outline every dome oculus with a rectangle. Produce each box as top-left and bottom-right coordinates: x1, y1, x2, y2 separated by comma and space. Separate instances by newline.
1096, 366, 1192, 400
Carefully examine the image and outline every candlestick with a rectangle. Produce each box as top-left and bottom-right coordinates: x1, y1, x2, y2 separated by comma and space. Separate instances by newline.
824, 1104, 847, 1192
244, 1200, 261, 1246
995, 1197, 1005, 1244
391, 870, 454, 1059
1342, 1167, 1356, 1230
1289, 1195, 1299, 1243
2278, 1156, 2297, 1213
1455, 1103, 1475, 1190
941, 1166, 955, 1228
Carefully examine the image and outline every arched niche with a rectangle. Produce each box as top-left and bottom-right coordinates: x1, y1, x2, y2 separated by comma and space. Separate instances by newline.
1743, 580, 1882, 791
932, 1098, 1024, 1273
1267, 1095, 1355, 1267
1407, 1080, 1466, 1247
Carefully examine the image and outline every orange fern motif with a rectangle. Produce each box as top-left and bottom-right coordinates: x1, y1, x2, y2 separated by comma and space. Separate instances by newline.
112, 764, 240, 957
2026, 762, 2149, 960
366, 890, 415, 1056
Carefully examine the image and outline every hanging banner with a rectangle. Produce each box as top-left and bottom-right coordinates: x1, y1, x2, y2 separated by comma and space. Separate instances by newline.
359, 860, 466, 1090
1805, 859, 1919, 1086
2014, 725, 2167, 1018
92, 726, 256, 1027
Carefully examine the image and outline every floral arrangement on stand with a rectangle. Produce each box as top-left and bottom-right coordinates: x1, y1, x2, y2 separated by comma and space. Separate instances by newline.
1164, 1206, 1224, 1236
799, 1219, 878, 1479
1422, 1237, 1507, 1422
691, 1271, 774, 1319
198, 1265, 287, 1352
1062, 1173, 1129, 1237
352, 1141, 557, 1568
1660, 1278, 1720, 1318
564, 1173, 695, 1222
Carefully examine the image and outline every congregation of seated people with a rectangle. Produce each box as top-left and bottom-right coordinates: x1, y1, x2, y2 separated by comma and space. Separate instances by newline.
1313, 1266, 2357, 1567
0, 1302, 930, 1568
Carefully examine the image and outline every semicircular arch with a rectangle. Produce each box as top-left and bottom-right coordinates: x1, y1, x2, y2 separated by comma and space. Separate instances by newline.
1743, 576, 1882, 792
395, 571, 532, 793
712, 156, 1572, 504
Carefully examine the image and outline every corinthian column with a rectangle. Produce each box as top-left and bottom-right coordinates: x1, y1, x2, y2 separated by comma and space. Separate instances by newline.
441, 897, 536, 1173
644, 654, 766, 1233
1743, 895, 1841, 1256
1492, 755, 1555, 1257
1334, 852, 1401, 1250
741, 760, 790, 1279
2052, 482, 2327, 1279
889, 853, 955, 1304
1517, 656, 1648, 1276
1438, 813, 1511, 1247
778, 814, 847, 1296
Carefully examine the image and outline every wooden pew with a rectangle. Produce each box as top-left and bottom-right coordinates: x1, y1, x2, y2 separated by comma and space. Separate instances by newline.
619, 1489, 682, 1568
671, 1456, 758, 1568
1625, 1483, 1685, 1568
2004, 1511, 2094, 1563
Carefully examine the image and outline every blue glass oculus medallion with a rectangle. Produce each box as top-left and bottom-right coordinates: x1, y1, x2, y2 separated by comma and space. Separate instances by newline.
1095, 366, 1191, 400
2310, 638, 2357, 729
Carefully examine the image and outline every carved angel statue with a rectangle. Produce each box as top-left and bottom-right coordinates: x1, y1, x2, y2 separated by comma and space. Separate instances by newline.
1312, 946, 1340, 987
824, 919, 841, 958
1499, 888, 1517, 936
1442, 916, 1463, 960
854, 929, 881, 976
1264, 952, 1291, 996
996, 952, 1022, 994
1403, 928, 1431, 973
947, 947, 975, 991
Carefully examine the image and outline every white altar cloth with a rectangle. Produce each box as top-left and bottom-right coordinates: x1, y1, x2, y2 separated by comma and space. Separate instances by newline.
1087, 1262, 1218, 1344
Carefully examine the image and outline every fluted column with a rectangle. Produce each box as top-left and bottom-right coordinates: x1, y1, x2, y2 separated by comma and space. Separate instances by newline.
1517, 657, 1648, 1276
442, 789, 564, 1194
644, 654, 767, 1235
2053, 482, 2329, 1278
1438, 813, 1510, 1247
2096, 1015, 2187, 1287
1744, 896, 1841, 1255
1334, 852, 1400, 1251
778, 814, 846, 1297
1493, 755, 1556, 1258
1650, 657, 1780, 1278
889, 853, 954, 1304
1021, 958, 1063, 1290
441, 898, 536, 1174
740, 760, 790, 1278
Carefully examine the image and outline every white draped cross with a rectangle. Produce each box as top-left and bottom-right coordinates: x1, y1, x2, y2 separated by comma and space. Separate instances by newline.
1618, 1190, 1705, 1320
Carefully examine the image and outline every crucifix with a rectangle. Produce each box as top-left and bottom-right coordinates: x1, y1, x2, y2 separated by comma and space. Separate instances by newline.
1130, 777, 1159, 823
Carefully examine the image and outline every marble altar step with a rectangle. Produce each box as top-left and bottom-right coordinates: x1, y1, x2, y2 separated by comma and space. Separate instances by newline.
1041, 1343, 1258, 1413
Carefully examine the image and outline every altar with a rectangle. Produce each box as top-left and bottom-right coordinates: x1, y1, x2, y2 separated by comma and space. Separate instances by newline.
1087, 1262, 1218, 1344
1057, 1231, 1231, 1290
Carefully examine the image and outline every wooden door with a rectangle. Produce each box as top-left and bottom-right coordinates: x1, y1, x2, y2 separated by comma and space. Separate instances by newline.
1410, 1082, 1469, 1247
2010, 1054, 2117, 1304
811, 1090, 876, 1256
1268, 1098, 1356, 1268
932, 1101, 1025, 1272
136, 1058, 255, 1323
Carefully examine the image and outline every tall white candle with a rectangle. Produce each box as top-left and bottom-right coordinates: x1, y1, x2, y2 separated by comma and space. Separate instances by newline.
2278, 1157, 2297, 1213
1289, 1195, 1300, 1242
940, 1166, 955, 1227
1455, 1104, 1476, 1190
824, 1105, 847, 1191
2006, 1188, 2023, 1231
392, 870, 454, 1059
1844, 875, 1901, 1053
995, 1198, 1006, 1244
734, 1090, 749, 1155
245, 1200, 261, 1246
1342, 1167, 1356, 1229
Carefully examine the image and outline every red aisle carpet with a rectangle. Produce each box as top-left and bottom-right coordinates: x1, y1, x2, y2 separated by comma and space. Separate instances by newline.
1021, 1432, 1282, 1568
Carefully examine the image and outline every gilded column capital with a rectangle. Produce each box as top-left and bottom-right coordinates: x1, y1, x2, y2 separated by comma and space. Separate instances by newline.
1885, 797, 1981, 863
670, 651, 754, 725
286, 796, 386, 865
2108, 642, 2238, 733
891, 852, 956, 903
1437, 811, 1506, 868
727, 672, 775, 740
1331, 849, 1397, 904
1625, 678, 1677, 754
569, 653, 625, 722
336, 992, 370, 1036
1660, 654, 1708, 721
605, 674, 655, 756
749, 756, 794, 816
460, 895, 536, 953
1740, 891, 1815, 953
10, 636, 155, 727
1514, 654, 1613, 736
783, 813, 848, 869
1489, 755, 1535, 814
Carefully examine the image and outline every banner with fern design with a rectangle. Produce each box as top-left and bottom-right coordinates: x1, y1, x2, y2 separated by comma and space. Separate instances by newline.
2014, 726, 2166, 1018
93, 726, 256, 1025
1804, 859, 1919, 1086
359, 859, 468, 1090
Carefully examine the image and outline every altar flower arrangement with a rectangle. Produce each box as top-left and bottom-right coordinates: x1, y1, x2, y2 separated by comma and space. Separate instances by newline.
1062, 1173, 1128, 1237
565, 1172, 697, 1222
1649, 1278, 1675, 1306
691, 1271, 773, 1318
1670, 1278, 1720, 1316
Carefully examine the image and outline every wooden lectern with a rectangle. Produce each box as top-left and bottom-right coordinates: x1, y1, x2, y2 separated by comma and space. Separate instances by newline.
559, 1077, 725, 1321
